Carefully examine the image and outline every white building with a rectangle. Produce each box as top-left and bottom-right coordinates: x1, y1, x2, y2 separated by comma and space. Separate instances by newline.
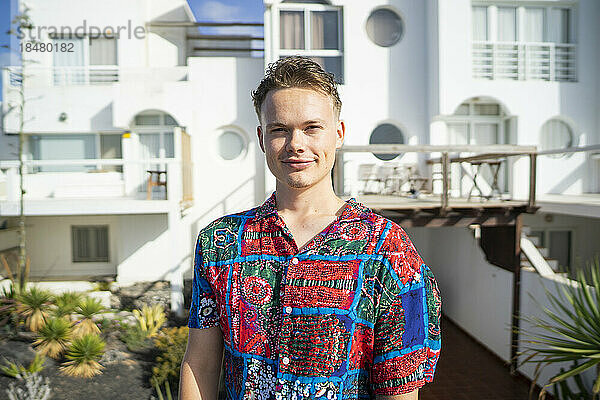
0, 0, 598, 390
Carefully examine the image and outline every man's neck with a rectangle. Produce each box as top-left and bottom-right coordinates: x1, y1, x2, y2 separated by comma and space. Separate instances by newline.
274, 180, 345, 219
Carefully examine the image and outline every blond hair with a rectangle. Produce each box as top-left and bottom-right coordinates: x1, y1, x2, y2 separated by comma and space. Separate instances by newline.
251, 56, 342, 122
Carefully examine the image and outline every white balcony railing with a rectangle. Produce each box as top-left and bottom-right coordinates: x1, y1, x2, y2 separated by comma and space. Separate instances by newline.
3, 66, 189, 88
0, 158, 193, 208
472, 41, 577, 82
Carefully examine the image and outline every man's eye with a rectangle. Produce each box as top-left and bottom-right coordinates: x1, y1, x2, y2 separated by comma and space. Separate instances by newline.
306, 126, 322, 131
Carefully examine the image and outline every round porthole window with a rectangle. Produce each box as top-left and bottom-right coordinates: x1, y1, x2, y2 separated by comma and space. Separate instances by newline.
540, 119, 574, 159
369, 123, 405, 161
218, 130, 246, 160
366, 8, 404, 47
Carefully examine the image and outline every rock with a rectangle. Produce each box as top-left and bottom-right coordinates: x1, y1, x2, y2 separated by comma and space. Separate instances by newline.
87, 291, 112, 308
0, 340, 36, 366
113, 281, 171, 313
100, 349, 129, 365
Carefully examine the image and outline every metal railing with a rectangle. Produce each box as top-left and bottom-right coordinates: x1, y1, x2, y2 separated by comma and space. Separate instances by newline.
472, 41, 577, 82
334, 144, 538, 216
147, 21, 264, 58
3, 66, 189, 88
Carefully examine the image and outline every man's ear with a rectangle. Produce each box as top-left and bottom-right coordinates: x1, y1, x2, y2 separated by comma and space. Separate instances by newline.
257, 126, 265, 153
335, 119, 345, 149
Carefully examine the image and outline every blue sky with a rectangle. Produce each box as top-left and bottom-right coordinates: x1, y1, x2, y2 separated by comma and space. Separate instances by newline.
0, 0, 264, 100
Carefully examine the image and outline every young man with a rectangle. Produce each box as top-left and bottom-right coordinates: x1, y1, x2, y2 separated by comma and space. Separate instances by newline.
180, 56, 441, 400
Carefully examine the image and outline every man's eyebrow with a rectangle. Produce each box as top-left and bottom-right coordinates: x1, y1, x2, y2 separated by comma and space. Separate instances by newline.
265, 120, 327, 129
304, 119, 326, 125
265, 122, 287, 129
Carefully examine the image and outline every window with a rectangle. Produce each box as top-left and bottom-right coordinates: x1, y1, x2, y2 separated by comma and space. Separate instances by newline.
472, 6, 488, 41
497, 7, 517, 42
52, 34, 118, 85
540, 118, 574, 158
549, 230, 572, 271
28, 134, 96, 172
218, 131, 247, 161
471, 3, 577, 81
369, 123, 405, 161
277, 2, 344, 83
132, 111, 178, 191
72, 225, 109, 263
366, 8, 404, 47
28, 133, 123, 173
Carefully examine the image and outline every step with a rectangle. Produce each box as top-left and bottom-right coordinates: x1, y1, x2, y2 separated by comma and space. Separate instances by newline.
521, 258, 560, 272
526, 235, 541, 247
520, 245, 548, 258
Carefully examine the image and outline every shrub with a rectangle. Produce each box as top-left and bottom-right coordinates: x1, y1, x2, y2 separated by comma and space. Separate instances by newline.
33, 317, 72, 358
132, 304, 167, 338
153, 377, 174, 400
59, 334, 105, 378
1, 352, 46, 378
0, 283, 19, 332
119, 322, 153, 352
52, 291, 83, 320
151, 326, 188, 391
15, 287, 53, 332
72, 297, 104, 337
5, 371, 52, 400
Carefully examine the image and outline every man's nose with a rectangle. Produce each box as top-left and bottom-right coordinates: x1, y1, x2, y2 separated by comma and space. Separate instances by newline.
286, 128, 306, 153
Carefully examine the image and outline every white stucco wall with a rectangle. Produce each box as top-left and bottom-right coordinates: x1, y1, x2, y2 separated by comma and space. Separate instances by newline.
19, 214, 169, 281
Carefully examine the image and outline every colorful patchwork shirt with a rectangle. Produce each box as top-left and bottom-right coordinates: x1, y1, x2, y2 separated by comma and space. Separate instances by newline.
188, 191, 442, 399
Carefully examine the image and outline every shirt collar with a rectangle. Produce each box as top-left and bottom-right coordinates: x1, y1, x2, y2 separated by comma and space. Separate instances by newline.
254, 191, 371, 222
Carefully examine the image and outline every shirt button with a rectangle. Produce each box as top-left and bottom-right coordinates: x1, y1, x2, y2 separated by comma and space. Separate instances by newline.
285, 306, 292, 314
291, 257, 299, 265
282, 356, 290, 365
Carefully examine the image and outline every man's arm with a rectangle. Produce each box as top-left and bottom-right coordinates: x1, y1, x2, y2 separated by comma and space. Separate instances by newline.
377, 389, 419, 400
179, 326, 224, 400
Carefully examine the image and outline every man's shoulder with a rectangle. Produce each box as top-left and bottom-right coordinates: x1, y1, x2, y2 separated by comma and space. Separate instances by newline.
197, 205, 261, 241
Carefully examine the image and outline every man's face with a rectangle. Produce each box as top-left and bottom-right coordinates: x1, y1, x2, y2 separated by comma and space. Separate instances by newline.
257, 87, 344, 190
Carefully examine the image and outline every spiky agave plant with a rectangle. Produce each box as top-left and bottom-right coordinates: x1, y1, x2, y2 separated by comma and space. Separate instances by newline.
15, 287, 53, 332
518, 255, 600, 399
59, 333, 105, 378
72, 297, 104, 337
33, 317, 72, 358
52, 291, 83, 321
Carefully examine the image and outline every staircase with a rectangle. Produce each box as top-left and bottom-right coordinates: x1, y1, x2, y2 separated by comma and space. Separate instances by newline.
520, 226, 559, 277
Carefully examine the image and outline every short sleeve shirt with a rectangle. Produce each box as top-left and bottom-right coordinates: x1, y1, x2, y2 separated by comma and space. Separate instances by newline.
188, 191, 442, 399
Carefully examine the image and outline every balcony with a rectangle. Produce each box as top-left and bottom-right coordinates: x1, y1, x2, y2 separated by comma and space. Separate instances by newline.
0, 158, 193, 216
472, 41, 577, 82
2, 66, 189, 89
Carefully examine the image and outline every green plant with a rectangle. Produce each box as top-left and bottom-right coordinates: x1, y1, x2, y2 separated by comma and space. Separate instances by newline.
0, 283, 20, 332
553, 363, 593, 400
119, 322, 153, 352
518, 255, 600, 399
91, 281, 112, 292
16, 287, 53, 332
72, 297, 104, 337
132, 303, 167, 338
33, 317, 72, 358
6, 371, 52, 400
52, 291, 83, 320
151, 326, 188, 391
153, 377, 174, 400
1, 352, 46, 378
59, 333, 105, 378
